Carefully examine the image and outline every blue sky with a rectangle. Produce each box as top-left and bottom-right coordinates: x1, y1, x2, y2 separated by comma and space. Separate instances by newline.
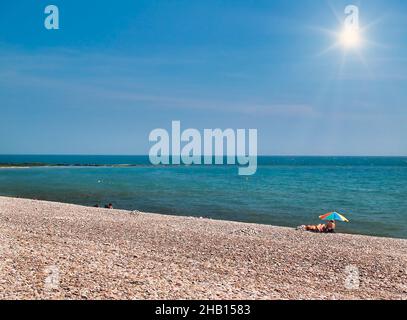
0, 0, 406, 155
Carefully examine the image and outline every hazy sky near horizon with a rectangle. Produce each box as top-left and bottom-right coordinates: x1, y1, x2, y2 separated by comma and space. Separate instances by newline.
1, 0, 406, 155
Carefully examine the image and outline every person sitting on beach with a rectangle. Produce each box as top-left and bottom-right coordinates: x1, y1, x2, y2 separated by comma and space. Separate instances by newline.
325, 220, 336, 233
104, 203, 113, 209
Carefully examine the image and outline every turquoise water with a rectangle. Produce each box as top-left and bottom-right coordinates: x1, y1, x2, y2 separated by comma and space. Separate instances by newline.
0, 155, 406, 239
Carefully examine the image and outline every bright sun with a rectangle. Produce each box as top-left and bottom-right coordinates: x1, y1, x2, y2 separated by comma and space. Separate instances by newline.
340, 27, 361, 48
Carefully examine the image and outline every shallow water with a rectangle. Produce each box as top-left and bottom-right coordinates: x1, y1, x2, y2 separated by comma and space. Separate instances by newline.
0, 155, 406, 239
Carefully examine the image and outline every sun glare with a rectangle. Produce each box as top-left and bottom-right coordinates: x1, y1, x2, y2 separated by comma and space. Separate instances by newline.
314, 4, 381, 76
340, 27, 361, 49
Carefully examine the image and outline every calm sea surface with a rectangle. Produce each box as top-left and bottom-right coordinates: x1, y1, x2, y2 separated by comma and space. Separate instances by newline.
1, 155, 406, 239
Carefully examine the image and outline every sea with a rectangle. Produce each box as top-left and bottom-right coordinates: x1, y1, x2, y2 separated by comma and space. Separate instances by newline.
0, 155, 406, 239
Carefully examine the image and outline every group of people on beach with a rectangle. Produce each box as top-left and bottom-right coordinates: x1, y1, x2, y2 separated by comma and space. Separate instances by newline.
94, 203, 113, 209
91, 202, 337, 234
297, 220, 336, 233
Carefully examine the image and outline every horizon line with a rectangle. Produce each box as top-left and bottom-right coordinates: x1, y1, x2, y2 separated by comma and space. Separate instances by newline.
0, 154, 406, 158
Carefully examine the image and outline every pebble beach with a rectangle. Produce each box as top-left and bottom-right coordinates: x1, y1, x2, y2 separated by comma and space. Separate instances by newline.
0, 196, 406, 300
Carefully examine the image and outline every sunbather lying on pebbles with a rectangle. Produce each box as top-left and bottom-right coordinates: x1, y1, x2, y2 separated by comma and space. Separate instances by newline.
297, 220, 336, 233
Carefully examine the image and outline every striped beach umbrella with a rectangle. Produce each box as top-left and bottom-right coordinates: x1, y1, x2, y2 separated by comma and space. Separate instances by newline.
319, 211, 349, 222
